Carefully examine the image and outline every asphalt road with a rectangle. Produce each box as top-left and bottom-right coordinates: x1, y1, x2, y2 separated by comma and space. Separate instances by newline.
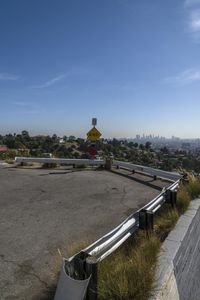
0, 164, 168, 300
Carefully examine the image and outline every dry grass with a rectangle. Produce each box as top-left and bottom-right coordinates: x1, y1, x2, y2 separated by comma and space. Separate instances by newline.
98, 233, 160, 300
176, 185, 190, 214
97, 177, 200, 300
184, 175, 200, 199
47, 176, 200, 300
35, 239, 93, 300
65, 239, 92, 258
97, 206, 179, 300
5, 159, 15, 164
15, 161, 34, 167
155, 207, 179, 242
42, 162, 58, 168
75, 164, 87, 169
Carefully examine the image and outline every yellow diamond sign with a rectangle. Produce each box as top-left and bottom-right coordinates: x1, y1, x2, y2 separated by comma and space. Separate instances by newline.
87, 127, 102, 141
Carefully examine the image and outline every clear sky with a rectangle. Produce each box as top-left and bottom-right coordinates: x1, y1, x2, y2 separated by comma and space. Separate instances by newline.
1, 0, 200, 138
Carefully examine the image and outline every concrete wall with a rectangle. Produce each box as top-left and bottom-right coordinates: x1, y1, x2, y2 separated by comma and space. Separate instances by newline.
151, 199, 200, 300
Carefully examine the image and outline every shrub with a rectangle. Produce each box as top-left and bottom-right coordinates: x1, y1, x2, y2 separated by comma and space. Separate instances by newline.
97, 178, 200, 299
75, 164, 86, 169
185, 177, 200, 199
52, 176, 200, 300
5, 159, 14, 164
17, 162, 33, 167
176, 185, 190, 214
98, 233, 160, 300
155, 208, 179, 241
42, 163, 57, 168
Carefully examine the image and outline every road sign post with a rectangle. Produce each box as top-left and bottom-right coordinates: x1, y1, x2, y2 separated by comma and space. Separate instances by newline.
92, 118, 97, 126
87, 119, 102, 159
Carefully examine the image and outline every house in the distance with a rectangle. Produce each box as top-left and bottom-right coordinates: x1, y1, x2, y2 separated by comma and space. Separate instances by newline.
0, 145, 8, 153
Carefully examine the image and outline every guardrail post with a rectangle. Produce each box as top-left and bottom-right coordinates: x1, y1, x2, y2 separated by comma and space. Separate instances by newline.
146, 211, 154, 232
166, 190, 171, 206
139, 209, 146, 229
139, 210, 154, 232
105, 158, 112, 170
86, 257, 98, 300
166, 190, 177, 208
170, 190, 177, 208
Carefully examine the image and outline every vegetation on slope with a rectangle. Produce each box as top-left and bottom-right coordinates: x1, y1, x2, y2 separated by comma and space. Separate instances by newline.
16, 175, 200, 300
97, 177, 200, 300
2, 131, 200, 173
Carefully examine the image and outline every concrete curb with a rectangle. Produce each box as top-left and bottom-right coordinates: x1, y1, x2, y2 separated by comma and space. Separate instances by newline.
150, 198, 200, 300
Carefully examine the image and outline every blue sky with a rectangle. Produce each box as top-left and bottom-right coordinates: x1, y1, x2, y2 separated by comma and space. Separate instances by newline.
1, 0, 200, 138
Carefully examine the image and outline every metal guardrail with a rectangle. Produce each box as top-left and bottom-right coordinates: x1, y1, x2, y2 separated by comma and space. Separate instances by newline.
139, 180, 180, 231
84, 214, 137, 262
53, 160, 183, 300
54, 212, 139, 300
68, 181, 180, 262
13, 157, 183, 299
113, 160, 182, 182
15, 157, 181, 181
15, 157, 105, 166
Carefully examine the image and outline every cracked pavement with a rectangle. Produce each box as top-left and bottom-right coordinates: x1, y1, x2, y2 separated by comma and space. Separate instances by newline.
0, 165, 168, 299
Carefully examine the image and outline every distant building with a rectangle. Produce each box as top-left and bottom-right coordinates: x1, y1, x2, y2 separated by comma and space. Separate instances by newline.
59, 138, 65, 144
0, 145, 8, 152
182, 143, 191, 150
172, 136, 180, 141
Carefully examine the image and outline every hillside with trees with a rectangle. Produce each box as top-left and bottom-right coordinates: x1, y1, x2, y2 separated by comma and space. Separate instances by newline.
1, 131, 200, 173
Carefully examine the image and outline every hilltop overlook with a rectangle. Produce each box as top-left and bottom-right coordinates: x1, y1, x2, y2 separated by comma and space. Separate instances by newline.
1, 131, 200, 173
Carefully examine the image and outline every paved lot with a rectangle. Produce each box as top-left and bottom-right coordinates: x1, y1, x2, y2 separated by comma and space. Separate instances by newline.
0, 164, 169, 300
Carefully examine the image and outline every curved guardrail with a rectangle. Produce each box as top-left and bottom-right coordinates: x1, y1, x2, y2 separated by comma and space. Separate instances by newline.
53, 160, 183, 300
13, 157, 183, 299
113, 160, 182, 182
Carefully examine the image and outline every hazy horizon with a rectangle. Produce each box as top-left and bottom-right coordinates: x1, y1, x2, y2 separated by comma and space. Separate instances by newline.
1, 128, 200, 140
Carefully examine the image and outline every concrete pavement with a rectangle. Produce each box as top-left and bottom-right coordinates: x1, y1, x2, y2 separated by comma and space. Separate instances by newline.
0, 165, 168, 299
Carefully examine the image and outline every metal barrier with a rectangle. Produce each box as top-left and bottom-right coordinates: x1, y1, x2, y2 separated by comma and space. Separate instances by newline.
54, 213, 138, 300
15, 157, 105, 166
139, 180, 180, 231
54, 161, 183, 300
113, 160, 182, 182
13, 157, 183, 299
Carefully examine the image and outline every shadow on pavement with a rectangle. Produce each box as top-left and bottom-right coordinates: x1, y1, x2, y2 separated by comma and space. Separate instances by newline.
109, 169, 163, 191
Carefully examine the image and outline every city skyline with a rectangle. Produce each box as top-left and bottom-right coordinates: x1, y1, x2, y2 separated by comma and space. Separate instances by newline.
2, 129, 200, 141
1, 1, 200, 138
